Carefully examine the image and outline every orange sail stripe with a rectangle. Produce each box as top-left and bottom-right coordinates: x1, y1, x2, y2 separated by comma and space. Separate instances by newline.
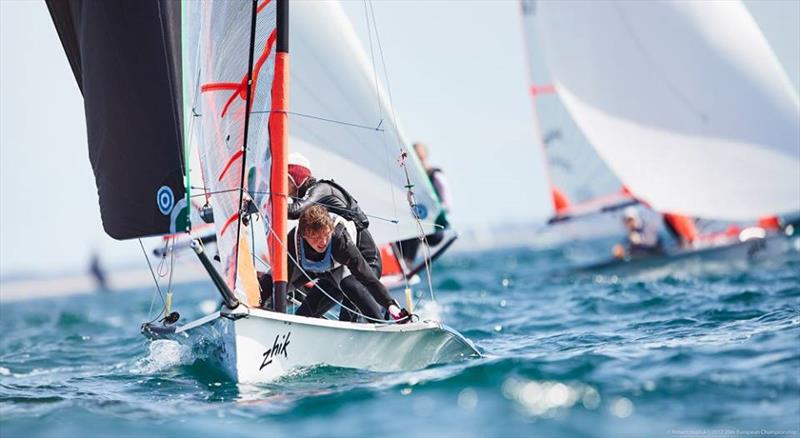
380, 244, 403, 277
256, 0, 272, 13
663, 213, 699, 244
757, 216, 781, 231
530, 83, 556, 97
217, 150, 244, 182
551, 187, 571, 214
219, 212, 240, 237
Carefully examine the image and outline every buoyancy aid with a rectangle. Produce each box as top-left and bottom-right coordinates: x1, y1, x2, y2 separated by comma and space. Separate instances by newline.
295, 213, 357, 277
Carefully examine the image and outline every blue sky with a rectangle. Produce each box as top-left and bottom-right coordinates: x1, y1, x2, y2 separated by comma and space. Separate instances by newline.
1, 0, 797, 276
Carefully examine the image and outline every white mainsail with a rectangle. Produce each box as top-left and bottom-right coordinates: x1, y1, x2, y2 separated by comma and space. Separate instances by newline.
536, 0, 800, 220
520, 0, 628, 219
289, 1, 441, 245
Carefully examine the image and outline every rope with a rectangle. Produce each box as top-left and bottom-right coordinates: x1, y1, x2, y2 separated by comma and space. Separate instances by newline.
250, 110, 384, 132
249, 194, 409, 324
191, 187, 402, 225
139, 239, 166, 324
362, 0, 411, 292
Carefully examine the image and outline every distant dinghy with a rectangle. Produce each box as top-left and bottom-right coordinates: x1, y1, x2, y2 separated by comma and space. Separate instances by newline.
534, 0, 800, 221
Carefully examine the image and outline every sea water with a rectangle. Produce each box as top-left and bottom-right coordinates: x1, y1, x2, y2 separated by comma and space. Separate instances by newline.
1, 237, 798, 437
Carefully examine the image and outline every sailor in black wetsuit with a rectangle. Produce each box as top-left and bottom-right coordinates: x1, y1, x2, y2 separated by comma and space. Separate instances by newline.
288, 205, 408, 323
287, 153, 382, 321
613, 207, 664, 259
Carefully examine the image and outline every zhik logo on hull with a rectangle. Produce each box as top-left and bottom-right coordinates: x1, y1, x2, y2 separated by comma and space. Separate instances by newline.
260, 332, 291, 370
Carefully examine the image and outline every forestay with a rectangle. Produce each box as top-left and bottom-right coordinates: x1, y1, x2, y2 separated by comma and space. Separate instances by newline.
536, 0, 800, 220
289, 1, 442, 245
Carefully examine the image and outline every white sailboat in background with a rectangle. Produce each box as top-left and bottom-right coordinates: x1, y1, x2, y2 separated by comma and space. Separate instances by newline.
519, 0, 800, 268
47, 0, 477, 384
533, 0, 800, 221
519, 0, 636, 227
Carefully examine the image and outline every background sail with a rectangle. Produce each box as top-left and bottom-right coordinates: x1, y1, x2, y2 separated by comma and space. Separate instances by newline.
290, 1, 442, 245
519, 0, 629, 220
46, 0, 188, 239
184, 0, 277, 288
536, 0, 800, 220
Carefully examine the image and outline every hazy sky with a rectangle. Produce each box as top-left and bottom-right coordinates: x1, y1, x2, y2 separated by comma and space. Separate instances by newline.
1, 0, 798, 276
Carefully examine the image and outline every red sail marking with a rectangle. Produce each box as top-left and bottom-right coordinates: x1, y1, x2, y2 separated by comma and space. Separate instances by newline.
200, 29, 278, 118
530, 84, 555, 97
218, 149, 244, 181
257, 0, 272, 13
219, 212, 240, 237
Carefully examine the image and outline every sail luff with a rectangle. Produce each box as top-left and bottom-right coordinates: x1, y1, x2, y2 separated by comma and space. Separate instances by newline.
231, 0, 260, 297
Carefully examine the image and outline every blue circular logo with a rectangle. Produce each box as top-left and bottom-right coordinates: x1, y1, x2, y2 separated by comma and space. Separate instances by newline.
157, 186, 174, 215
413, 203, 428, 220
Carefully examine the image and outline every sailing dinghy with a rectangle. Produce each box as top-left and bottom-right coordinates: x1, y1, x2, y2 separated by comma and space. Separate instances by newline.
519, 0, 799, 267
47, 0, 478, 383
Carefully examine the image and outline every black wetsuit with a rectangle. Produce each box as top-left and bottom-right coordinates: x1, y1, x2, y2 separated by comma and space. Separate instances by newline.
287, 224, 394, 321
289, 178, 381, 320
288, 178, 379, 271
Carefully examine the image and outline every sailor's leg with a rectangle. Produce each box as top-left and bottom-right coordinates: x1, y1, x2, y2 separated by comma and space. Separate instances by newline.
339, 275, 384, 321
296, 278, 342, 318
338, 296, 359, 322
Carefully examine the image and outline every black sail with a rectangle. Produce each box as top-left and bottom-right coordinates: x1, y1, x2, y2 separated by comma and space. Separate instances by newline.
46, 0, 187, 239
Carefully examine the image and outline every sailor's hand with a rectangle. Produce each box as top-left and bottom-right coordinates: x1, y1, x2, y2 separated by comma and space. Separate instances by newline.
388, 304, 411, 324
612, 244, 625, 259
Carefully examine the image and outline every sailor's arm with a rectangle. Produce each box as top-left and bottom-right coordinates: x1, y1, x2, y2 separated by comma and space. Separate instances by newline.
288, 184, 327, 220
334, 235, 395, 309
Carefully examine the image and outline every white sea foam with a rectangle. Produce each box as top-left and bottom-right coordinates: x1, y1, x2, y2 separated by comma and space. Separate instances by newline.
131, 340, 194, 375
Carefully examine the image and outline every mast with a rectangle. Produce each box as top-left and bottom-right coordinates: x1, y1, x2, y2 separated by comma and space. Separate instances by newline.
269, 0, 289, 313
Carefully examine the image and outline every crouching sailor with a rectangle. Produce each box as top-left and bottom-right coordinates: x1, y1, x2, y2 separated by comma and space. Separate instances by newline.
288, 205, 409, 323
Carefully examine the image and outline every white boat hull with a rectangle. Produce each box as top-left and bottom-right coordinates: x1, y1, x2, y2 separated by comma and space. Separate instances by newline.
143, 307, 479, 383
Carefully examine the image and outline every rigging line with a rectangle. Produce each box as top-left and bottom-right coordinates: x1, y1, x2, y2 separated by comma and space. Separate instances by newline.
191, 188, 403, 225
233, 0, 260, 284
188, 10, 209, 204
245, 188, 417, 323
368, 1, 404, 148
258, 200, 408, 324
167, 237, 176, 293
139, 239, 167, 324
363, 0, 409, 290
250, 110, 384, 132
155, 3, 186, 182
189, 187, 242, 198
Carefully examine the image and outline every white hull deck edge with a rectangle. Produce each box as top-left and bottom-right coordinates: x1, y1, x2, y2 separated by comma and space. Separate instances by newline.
143, 307, 480, 383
